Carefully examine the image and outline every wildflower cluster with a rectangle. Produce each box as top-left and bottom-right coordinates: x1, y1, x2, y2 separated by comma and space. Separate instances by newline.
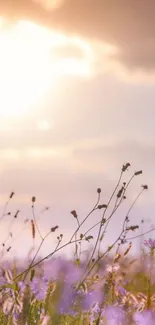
0, 163, 154, 324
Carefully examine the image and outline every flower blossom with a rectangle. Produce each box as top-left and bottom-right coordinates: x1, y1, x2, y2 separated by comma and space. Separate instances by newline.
144, 238, 155, 249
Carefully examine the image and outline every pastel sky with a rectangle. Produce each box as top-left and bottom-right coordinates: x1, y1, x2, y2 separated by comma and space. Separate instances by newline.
0, 0, 155, 260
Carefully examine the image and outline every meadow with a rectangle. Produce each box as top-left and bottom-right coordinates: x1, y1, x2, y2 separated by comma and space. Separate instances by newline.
0, 162, 154, 324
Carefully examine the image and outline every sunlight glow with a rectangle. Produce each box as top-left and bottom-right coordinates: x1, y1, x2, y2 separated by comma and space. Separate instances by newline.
0, 18, 94, 118
33, 0, 64, 10
37, 120, 51, 131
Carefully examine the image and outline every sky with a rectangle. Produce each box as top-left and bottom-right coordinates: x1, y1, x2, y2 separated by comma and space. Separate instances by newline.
0, 0, 155, 261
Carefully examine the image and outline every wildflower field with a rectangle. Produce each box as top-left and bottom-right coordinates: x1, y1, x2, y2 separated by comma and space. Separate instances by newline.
0, 163, 154, 325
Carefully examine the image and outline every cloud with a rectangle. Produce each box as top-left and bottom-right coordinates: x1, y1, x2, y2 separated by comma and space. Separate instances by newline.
1, 139, 155, 183
71, 139, 155, 177
2, 0, 155, 72
45, 0, 155, 72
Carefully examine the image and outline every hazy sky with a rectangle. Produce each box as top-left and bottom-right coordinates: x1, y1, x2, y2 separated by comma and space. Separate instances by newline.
0, 0, 155, 260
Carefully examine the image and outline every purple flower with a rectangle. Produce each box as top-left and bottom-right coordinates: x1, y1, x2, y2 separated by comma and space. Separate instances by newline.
44, 258, 83, 284
18, 281, 26, 293
118, 286, 126, 296
30, 277, 40, 294
14, 311, 20, 321
58, 281, 78, 314
35, 289, 47, 301
65, 263, 83, 284
43, 276, 48, 284
92, 303, 101, 314
89, 303, 104, 324
30, 277, 48, 301
82, 290, 102, 311
133, 310, 155, 325
105, 306, 126, 325
144, 238, 155, 249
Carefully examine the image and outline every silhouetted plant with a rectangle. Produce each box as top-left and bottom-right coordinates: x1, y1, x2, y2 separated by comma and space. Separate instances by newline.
0, 163, 154, 324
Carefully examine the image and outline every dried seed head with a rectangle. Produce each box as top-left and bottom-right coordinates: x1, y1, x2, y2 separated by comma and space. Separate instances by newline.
117, 186, 124, 198
71, 210, 78, 218
142, 184, 148, 190
98, 204, 107, 209
85, 235, 93, 242
114, 253, 121, 263
124, 242, 132, 256
126, 225, 139, 231
122, 163, 130, 172
32, 196, 36, 203
10, 192, 14, 199
14, 210, 20, 218
51, 225, 59, 232
101, 218, 106, 225
134, 170, 143, 176
31, 220, 35, 239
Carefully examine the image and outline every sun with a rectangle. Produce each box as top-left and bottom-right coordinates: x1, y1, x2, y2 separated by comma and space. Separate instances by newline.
0, 18, 93, 118
0, 19, 53, 118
